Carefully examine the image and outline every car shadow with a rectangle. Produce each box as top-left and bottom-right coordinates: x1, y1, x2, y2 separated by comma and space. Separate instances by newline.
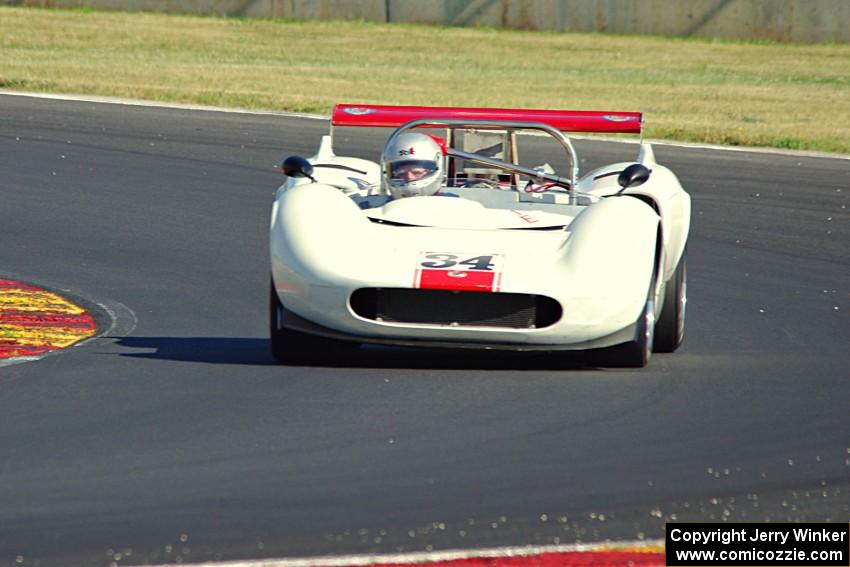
115, 337, 591, 370
352, 344, 589, 371
116, 337, 277, 366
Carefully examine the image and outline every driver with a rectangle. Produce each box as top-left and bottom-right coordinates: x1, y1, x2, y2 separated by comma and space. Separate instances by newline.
381, 132, 444, 199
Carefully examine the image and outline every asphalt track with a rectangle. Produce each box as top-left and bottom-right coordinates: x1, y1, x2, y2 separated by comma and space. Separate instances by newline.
1, 94, 848, 567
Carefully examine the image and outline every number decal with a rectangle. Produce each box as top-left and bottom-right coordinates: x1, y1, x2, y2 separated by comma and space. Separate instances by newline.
458, 255, 495, 271
420, 254, 458, 269
420, 254, 496, 271
414, 252, 504, 292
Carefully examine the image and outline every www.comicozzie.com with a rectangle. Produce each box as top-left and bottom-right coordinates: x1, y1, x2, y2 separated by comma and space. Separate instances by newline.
665, 523, 849, 566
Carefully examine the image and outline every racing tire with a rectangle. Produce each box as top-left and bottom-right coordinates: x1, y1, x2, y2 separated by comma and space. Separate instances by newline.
587, 294, 655, 369
653, 250, 687, 353
269, 281, 359, 365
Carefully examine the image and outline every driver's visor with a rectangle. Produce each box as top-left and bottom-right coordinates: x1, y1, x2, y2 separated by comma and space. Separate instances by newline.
390, 159, 437, 180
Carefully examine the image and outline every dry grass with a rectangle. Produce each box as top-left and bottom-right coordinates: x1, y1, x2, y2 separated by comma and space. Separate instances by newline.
2, 6, 849, 153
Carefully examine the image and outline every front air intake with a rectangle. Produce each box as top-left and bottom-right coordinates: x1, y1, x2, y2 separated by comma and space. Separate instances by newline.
350, 288, 561, 329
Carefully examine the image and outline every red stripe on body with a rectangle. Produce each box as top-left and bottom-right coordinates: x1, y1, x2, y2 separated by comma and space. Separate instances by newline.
417, 269, 496, 292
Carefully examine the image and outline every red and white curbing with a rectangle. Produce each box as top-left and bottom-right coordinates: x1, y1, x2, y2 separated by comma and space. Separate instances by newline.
0, 279, 97, 363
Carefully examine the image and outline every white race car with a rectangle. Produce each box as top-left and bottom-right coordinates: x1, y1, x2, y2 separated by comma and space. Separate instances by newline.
270, 104, 690, 367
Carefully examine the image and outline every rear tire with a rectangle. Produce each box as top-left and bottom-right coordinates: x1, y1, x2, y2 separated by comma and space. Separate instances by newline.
653, 251, 687, 353
270, 280, 358, 365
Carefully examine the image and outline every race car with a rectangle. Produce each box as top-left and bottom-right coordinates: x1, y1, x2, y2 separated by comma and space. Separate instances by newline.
270, 104, 690, 367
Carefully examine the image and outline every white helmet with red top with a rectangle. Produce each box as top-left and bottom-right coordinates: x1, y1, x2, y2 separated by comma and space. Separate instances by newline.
381, 132, 444, 199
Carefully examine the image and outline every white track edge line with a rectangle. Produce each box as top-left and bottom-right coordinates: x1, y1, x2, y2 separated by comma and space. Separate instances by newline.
148, 539, 664, 567
3, 90, 847, 160
0, 355, 41, 368
0, 89, 326, 120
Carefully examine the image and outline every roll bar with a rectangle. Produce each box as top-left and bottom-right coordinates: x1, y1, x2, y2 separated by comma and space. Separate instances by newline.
382, 119, 580, 205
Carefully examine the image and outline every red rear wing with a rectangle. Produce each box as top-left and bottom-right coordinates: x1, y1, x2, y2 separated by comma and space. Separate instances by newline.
332, 103, 642, 134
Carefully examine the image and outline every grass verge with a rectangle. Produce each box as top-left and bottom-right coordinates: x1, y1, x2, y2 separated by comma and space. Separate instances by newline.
1, 6, 848, 154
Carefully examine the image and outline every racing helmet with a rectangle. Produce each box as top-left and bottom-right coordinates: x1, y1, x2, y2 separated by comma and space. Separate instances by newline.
382, 132, 444, 199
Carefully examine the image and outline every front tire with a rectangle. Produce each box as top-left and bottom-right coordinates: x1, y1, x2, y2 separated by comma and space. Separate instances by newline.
269, 281, 358, 365
653, 251, 687, 353
587, 294, 655, 368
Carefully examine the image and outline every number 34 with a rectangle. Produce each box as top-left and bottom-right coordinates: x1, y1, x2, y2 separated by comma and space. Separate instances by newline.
420, 254, 496, 271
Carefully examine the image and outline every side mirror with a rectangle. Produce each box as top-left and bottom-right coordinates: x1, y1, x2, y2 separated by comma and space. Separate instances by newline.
617, 163, 651, 191
281, 156, 315, 181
